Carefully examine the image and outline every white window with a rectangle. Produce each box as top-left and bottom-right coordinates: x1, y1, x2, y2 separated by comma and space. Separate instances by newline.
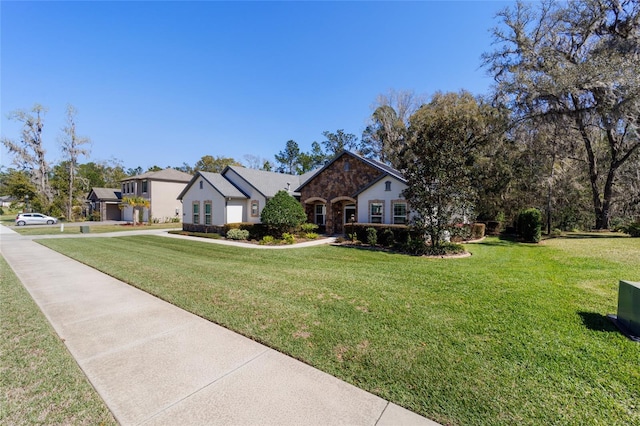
315, 204, 326, 225
385, 181, 391, 191
251, 200, 259, 217
370, 202, 383, 223
393, 202, 407, 224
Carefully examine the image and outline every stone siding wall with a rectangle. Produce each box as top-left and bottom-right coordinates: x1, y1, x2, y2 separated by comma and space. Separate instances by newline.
300, 154, 383, 234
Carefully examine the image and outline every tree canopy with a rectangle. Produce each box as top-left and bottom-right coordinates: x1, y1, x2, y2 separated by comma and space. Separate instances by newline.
483, 0, 640, 229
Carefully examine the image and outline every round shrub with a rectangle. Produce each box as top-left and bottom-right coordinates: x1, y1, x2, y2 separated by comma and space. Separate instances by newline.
260, 190, 307, 236
226, 228, 250, 240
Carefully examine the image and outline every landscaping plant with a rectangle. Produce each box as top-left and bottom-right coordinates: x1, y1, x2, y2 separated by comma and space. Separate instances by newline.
260, 190, 307, 236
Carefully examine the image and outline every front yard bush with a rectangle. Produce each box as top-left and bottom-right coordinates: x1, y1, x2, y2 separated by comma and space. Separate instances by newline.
366, 227, 378, 245
282, 232, 296, 244
226, 228, 249, 240
300, 223, 319, 233
260, 190, 307, 236
260, 235, 276, 245
517, 208, 542, 243
379, 228, 395, 247
305, 232, 319, 240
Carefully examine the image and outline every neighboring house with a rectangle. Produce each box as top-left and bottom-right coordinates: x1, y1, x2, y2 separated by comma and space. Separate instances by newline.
296, 151, 409, 235
121, 168, 192, 223
178, 166, 314, 230
0, 195, 16, 208
86, 188, 122, 221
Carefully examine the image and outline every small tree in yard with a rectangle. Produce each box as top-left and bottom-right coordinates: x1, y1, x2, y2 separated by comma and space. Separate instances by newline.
260, 190, 306, 236
121, 196, 150, 226
401, 91, 502, 251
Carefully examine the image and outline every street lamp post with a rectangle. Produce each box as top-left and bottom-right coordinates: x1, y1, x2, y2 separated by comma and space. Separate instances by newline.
350, 214, 356, 242
24, 195, 29, 212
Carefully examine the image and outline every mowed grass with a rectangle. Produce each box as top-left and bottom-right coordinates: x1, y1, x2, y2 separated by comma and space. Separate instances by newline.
38, 236, 640, 425
11, 222, 179, 236
0, 256, 117, 425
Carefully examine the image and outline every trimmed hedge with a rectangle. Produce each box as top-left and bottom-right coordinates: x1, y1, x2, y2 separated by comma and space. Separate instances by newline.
517, 208, 542, 243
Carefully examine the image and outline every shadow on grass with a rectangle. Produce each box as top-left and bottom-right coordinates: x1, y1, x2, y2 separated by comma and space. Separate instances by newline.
578, 311, 618, 332
563, 232, 629, 239
475, 235, 535, 248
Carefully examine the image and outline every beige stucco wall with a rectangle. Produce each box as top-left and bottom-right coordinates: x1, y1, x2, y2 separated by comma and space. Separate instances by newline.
149, 180, 187, 222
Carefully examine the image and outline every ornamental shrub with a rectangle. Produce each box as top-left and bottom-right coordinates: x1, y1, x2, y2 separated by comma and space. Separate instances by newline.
300, 223, 319, 233
517, 208, 542, 243
260, 235, 276, 245
305, 232, 319, 240
366, 227, 378, 245
226, 228, 249, 240
380, 228, 395, 247
260, 190, 307, 236
282, 232, 296, 244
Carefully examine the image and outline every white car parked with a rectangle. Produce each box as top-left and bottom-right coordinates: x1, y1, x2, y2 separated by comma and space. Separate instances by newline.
15, 213, 58, 226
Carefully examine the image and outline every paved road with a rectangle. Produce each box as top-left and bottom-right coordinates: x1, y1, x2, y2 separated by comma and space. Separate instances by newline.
0, 225, 440, 425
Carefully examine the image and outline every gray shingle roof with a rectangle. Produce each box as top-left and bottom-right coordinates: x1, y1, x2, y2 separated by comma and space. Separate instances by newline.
224, 166, 304, 197
199, 172, 248, 198
123, 168, 192, 182
88, 188, 121, 200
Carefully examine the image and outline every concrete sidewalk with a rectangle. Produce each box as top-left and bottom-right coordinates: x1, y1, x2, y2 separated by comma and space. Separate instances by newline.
1, 228, 439, 425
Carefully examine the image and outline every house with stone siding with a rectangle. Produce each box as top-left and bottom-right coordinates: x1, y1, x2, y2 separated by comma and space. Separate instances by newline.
177, 151, 410, 235
296, 151, 409, 235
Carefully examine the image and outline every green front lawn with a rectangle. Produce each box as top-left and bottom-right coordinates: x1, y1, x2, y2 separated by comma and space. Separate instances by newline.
11, 222, 179, 236
0, 256, 117, 425
37, 236, 640, 425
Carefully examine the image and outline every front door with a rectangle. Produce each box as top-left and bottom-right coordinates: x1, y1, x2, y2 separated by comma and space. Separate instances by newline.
344, 204, 356, 234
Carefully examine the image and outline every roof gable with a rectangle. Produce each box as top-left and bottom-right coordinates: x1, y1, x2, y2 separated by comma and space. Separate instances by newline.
177, 171, 248, 200
222, 166, 302, 198
295, 150, 405, 192
88, 187, 122, 201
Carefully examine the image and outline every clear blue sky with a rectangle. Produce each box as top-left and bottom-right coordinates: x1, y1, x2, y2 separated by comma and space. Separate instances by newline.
1, 1, 511, 171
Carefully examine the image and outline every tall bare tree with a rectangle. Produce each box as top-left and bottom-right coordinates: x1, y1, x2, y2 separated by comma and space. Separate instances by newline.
483, 0, 640, 229
361, 90, 424, 166
1, 104, 53, 208
60, 104, 91, 220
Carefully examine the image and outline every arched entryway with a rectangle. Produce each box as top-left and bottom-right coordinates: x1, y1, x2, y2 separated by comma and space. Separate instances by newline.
330, 196, 356, 235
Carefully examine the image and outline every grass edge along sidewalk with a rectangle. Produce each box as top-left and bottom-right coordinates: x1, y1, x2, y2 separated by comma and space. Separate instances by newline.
37, 235, 640, 426
0, 255, 117, 426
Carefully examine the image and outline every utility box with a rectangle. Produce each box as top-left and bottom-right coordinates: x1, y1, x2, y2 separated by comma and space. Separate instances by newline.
80, 225, 90, 234
609, 280, 640, 341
